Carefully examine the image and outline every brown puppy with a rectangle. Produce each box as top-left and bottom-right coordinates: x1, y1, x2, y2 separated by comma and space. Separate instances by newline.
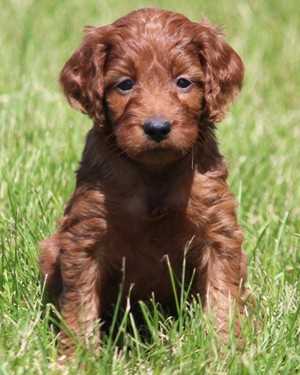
40, 8, 246, 355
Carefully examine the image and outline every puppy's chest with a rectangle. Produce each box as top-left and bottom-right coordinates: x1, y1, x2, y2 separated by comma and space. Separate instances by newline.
120, 183, 190, 221
107, 186, 204, 256
101, 179, 208, 297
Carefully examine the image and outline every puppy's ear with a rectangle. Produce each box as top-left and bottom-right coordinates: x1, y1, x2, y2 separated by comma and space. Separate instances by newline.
59, 26, 110, 122
194, 21, 244, 123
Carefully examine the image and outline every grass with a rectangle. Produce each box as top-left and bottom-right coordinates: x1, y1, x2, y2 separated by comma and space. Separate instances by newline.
0, 0, 300, 373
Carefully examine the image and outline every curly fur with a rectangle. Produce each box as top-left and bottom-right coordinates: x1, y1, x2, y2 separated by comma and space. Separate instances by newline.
40, 8, 246, 355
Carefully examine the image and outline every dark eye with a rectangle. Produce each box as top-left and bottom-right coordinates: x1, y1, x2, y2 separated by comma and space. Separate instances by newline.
176, 77, 192, 89
116, 79, 135, 92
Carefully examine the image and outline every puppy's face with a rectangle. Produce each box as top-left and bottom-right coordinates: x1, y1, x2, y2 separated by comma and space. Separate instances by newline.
104, 30, 204, 166
60, 9, 244, 168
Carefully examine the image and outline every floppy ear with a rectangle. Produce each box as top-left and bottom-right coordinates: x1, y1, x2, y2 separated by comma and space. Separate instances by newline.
194, 21, 244, 123
59, 26, 110, 122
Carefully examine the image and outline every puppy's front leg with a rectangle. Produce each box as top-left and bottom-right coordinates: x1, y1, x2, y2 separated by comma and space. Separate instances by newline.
58, 237, 100, 357
203, 248, 245, 338
195, 210, 246, 339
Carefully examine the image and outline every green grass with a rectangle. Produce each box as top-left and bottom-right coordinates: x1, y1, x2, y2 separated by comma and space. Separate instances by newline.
1, 0, 300, 373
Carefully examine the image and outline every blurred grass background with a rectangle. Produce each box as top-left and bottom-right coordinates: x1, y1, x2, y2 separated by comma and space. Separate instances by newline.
0, 0, 300, 373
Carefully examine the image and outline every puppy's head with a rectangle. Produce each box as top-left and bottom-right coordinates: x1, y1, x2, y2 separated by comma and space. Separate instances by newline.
60, 9, 244, 167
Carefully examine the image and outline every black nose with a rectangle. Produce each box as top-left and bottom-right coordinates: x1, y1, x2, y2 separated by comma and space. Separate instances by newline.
143, 117, 171, 142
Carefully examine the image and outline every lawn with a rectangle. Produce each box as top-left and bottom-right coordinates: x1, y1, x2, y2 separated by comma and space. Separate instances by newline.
0, 0, 299, 373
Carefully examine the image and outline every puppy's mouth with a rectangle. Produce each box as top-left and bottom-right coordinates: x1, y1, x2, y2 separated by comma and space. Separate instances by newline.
135, 146, 188, 166
120, 131, 195, 167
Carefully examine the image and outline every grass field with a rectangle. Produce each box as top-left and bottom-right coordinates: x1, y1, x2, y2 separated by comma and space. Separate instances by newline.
1, 0, 300, 373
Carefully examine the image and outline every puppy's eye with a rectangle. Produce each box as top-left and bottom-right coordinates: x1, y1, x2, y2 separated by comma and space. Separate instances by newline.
176, 77, 192, 90
116, 79, 135, 92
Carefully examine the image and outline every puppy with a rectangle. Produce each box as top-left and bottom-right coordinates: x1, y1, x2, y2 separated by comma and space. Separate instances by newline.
40, 8, 246, 355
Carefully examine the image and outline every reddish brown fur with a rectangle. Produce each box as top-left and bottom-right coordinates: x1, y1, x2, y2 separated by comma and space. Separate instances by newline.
40, 8, 246, 355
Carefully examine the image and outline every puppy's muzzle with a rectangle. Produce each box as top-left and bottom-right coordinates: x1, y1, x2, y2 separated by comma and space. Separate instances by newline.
143, 117, 171, 142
